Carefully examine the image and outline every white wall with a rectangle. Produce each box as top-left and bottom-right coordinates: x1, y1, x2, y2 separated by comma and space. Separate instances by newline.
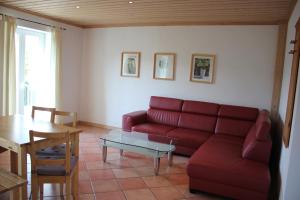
279, 1, 300, 199
80, 26, 278, 127
60, 26, 83, 113
0, 6, 83, 114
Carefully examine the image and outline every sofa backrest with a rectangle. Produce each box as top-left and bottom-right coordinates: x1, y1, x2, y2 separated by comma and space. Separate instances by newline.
178, 100, 219, 132
147, 96, 183, 126
215, 105, 259, 137
149, 96, 183, 111
242, 110, 272, 163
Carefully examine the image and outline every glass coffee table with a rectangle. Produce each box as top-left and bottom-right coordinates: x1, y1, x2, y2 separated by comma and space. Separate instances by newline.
99, 130, 176, 175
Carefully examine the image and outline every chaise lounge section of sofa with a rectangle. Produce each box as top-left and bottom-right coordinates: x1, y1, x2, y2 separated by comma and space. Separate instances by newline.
122, 96, 272, 200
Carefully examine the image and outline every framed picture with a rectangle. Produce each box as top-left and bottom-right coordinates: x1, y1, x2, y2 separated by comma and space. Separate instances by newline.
190, 54, 215, 83
121, 52, 140, 77
153, 53, 176, 80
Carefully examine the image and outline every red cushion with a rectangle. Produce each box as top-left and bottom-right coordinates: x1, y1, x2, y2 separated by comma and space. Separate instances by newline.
147, 109, 180, 127
149, 96, 183, 111
173, 146, 197, 156
132, 123, 175, 135
122, 111, 147, 131
206, 134, 244, 145
178, 113, 217, 132
242, 110, 272, 163
167, 128, 211, 149
255, 110, 271, 141
182, 100, 219, 115
187, 135, 270, 194
147, 134, 174, 145
256, 122, 271, 141
215, 118, 254, 137
218, 105, 258, 121
242, 140, 272, 163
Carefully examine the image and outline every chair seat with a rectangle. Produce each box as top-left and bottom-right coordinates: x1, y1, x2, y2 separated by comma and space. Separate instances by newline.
36, 156, 77, 176
36, 144, 66, 156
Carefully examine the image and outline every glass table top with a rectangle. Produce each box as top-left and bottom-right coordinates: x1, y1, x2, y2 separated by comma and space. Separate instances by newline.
99, 130, 176, 153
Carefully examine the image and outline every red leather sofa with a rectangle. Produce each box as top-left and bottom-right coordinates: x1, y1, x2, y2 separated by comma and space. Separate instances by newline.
122, 96, 272, 200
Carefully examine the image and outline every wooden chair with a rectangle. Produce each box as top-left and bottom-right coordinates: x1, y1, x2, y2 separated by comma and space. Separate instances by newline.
31, 106, 56, 123
29, 130, 78, 200
53, 111, 77, 194
32, 106, 60, 156
54, 111, 77, 128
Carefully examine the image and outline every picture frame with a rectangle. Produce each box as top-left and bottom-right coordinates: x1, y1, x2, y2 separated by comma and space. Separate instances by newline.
153, 53, 176, 80
190, 54, 215, 83
121, 52, 141, 77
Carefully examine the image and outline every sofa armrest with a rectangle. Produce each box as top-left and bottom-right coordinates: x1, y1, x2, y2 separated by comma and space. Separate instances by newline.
122, 111, 147, 132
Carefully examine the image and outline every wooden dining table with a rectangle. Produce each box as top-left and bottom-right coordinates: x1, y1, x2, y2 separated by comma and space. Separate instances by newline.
0, 115, 82, 200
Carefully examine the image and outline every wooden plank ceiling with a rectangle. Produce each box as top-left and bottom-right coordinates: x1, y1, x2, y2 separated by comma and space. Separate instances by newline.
0, 0, 295, 28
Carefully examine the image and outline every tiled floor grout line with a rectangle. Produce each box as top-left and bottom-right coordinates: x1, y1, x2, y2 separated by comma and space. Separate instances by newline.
149, 186, 159, 200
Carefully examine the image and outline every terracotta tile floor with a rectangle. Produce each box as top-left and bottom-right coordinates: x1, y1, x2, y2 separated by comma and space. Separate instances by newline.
0, 125, 225, 200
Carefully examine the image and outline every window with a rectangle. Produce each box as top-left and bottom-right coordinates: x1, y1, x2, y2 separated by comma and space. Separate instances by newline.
15, 26, 54, 116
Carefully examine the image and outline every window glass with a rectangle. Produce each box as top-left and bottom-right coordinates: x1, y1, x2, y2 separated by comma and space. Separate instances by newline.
15, 26, 54, 119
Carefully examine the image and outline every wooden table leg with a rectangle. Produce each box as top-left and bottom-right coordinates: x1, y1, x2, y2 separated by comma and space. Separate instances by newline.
10, 151, 19, 200
73, 132, 79, 199
10, 146, 27, 200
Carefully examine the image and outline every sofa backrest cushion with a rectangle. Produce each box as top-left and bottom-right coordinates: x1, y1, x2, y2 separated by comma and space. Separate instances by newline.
178, 113, 217, 132
242, 110, 272, 163
215, 105, 258, 137
147, 109, 180, 127
150, 96, 183, 112
218, 105, 259, 121
182, 100, 219, 116
215, 118, 254, 137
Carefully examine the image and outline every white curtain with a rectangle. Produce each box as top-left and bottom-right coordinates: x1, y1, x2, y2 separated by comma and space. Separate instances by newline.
51, 28, 62, 110
0, 15, 17, 116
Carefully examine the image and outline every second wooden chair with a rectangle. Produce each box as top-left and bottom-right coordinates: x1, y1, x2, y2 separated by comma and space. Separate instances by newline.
31, 106, 56, 123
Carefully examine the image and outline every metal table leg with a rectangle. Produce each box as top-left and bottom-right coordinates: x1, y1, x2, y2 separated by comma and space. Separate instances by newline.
168, 151, 173, 167
154, 157, 160, 176
102, 146, 107, 162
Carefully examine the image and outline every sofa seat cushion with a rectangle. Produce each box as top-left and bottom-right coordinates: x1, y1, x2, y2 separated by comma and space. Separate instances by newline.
187, 135, 270, 194
132, 123, 176, 136
167, 128, 211, 149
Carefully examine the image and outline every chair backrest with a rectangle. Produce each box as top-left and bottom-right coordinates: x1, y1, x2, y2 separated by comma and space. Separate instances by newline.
29, 130, 71, 175
54, 111, 77, 127
31, 106, 56, 123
